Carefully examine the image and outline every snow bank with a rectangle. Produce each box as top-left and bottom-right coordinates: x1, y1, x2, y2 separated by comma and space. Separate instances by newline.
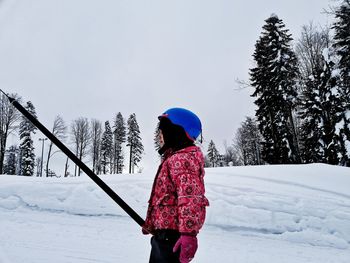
0, 164, 349, 251
205, 164, 350, 249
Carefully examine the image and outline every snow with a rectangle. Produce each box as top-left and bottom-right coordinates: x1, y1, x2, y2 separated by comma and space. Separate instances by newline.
322, 48, 330, 62
270, 13, 279, 19
332, 68, 341, 78
0, 164, 350, 262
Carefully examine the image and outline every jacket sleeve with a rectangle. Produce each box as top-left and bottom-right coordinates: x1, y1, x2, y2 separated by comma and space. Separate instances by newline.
143, 205, 154, 234
167, 153, 209, 234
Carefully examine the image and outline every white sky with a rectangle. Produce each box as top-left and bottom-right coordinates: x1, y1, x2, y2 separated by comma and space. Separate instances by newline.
0, 0, 334, 173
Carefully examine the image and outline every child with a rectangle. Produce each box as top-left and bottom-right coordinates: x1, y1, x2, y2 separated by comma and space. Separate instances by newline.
143, 108, 209, 263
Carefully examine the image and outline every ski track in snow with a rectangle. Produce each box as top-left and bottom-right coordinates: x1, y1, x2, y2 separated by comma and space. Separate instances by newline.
205, 174, 350, 249
214, 172, 350, 199
0, 164, 350, 262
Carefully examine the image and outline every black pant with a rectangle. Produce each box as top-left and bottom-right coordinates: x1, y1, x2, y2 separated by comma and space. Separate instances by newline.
149, 230, 181, 263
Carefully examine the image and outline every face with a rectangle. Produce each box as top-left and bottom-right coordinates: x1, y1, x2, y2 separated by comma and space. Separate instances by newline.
158, 129, 165, 148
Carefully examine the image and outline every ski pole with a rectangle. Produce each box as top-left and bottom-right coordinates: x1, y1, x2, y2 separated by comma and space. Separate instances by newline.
0, 89, 146, 228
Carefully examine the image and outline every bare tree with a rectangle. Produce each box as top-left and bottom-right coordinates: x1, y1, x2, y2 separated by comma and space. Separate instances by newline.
295, 22, 331, 86
223, 140, 241, 166
0, 93, 21, 174
234, 117, 262, 166
90, 119, 102, 174
71, 117, 91, 176
295, 23, 342, 164
46, 115, 67, 177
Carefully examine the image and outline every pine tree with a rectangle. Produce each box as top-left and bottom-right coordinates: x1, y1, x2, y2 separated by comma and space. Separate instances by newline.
332, 0, 350, 166
100, 121, 113, 174
127, 113, 144, 174
250, 14, 300, 164
90, 119, 102, 174
19, 101, 37, 176
3, 145, 19, 175
296, 24, 342, 164
113, 112, 126, 174
207, 140, 219, 167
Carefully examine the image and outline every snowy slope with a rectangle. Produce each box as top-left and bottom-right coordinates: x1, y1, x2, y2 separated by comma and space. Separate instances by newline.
0, 164, 350, 263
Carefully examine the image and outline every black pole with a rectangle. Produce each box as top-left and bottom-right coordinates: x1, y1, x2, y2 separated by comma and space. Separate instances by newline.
0, 90, 145, 228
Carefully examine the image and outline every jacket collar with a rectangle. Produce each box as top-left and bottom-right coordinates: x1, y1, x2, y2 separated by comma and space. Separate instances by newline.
173, 145, 199, 154
162, 145, 199, 160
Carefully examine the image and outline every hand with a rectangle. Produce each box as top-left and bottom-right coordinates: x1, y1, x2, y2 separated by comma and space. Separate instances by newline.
141, 225, 153, 235
173, 235, 198, 263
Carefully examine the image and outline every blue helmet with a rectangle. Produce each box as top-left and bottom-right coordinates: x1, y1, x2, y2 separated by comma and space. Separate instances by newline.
159, 108, 202, 141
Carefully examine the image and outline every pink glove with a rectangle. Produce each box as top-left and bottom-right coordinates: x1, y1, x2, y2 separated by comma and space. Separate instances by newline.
173, 235, 198, 263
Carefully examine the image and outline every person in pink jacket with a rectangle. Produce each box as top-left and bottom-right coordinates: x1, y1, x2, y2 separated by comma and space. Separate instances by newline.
143, 108, 209, 263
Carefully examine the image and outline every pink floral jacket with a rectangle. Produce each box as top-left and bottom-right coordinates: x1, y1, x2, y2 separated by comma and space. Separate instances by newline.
144, 146, 209, 235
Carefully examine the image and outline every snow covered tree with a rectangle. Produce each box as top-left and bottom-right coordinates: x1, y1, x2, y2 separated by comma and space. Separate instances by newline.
332, 0, 350, 166
250, 14, 300, 164
90, 119, 102, 174
0, 93, 21, 174
100, 121, 113, 174
71, 117, 90, 176
3, 145, 19, 175
223, 145, 241, 166
46, 115, 67, 177
19, 101, 37, 176
113, 112, 126, 174
207, 140, 219, 167
127, 113, 144, 174
234, 117, 262, 166
296, 24, 342, 164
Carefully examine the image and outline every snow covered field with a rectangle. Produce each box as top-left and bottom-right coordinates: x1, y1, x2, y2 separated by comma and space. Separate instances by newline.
0, 164, 349, 263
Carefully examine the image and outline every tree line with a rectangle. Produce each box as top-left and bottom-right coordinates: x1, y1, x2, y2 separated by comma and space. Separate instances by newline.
206, 1, 350, 167
0, 96, 144, 176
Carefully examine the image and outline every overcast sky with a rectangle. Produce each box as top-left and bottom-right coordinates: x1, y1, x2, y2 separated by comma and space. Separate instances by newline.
0, 0, 334, 173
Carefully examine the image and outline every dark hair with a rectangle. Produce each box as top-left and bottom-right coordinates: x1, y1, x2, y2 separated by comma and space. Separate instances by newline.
158, 117, 194, 154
